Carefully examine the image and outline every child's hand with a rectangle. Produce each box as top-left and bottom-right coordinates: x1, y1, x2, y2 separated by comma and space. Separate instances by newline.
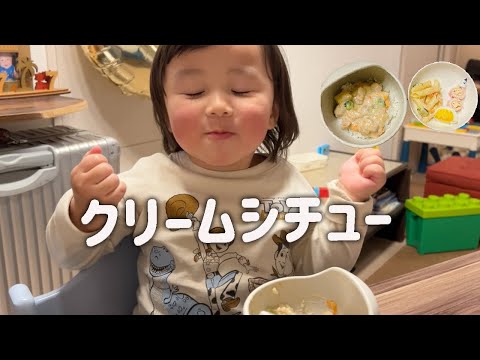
338, 148, 386, 202
69, 146, 126, 232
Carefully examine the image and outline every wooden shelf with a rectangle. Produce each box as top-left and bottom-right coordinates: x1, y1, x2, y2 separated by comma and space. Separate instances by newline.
0, 96, 87, 122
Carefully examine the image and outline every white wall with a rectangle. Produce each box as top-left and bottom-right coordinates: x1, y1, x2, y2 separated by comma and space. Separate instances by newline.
456, 45, 480, 69
29, 45, 48, 73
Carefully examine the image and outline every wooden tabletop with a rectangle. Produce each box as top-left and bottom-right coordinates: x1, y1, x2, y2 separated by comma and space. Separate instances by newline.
0, 96, 87, 122
370, 250, 480, 314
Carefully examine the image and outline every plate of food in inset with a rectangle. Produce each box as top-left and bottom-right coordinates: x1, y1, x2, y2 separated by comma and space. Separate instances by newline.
408, 61, 478, 131
320, 62, 407, 148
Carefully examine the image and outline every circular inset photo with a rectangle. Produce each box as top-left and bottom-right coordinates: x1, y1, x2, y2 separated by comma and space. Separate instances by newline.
408, 61, 478, 131
320, 62, 407, 148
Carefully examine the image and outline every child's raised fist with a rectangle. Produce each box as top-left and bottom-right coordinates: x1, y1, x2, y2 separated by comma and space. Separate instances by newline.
338, 148, 386, 202
69, 146, 126, 232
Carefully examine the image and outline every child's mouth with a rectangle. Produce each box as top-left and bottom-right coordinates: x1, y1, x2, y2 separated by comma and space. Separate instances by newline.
206, 132, 234, 140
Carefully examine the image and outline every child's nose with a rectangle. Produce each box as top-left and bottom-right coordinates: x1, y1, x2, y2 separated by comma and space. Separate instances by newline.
206, 93, 233, 117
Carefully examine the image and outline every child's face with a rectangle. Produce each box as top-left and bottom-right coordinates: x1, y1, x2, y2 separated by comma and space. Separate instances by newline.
0, 55, 13, 68
163, 46, 277, 171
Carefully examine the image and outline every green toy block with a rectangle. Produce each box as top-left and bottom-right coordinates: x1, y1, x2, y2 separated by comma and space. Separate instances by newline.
405, 193, 480, 218
405, 193, 480, 255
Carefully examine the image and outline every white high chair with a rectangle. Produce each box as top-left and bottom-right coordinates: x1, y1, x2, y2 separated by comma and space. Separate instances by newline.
8, 236, 139, 315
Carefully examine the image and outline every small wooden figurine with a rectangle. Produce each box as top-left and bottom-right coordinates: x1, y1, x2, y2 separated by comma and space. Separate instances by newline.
34, 71, 59, 90
16, 56, 38, 91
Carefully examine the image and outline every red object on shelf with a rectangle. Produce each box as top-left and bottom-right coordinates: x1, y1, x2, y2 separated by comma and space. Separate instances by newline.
424, 157, 480, 198
35, 72, 49, 90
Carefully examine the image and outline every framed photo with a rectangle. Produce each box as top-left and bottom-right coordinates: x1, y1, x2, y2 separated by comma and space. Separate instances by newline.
0, 51, 19, 81
0, 45, 32, 92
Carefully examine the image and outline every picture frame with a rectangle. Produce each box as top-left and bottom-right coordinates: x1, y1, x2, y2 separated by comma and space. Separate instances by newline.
0, 45, 22, 92
0, 51, 19, 81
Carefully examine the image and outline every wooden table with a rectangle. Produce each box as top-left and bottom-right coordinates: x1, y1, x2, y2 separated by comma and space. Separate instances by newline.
370, 250, 480, 314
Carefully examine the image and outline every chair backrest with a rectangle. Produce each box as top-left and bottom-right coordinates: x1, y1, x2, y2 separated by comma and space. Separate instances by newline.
8, 236, 140, 315
466, 59, 480, 122
466, 59, 480, 81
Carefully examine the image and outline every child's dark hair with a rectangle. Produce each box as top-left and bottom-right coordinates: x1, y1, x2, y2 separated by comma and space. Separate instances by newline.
150, 45, 299, 161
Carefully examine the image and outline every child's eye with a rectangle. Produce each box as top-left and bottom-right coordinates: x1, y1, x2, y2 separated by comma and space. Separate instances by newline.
232, 90, 251, 96
185, 91, 204, 98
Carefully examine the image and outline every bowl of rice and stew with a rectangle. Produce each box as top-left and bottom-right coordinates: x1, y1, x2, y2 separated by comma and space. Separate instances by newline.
320, 62, 407, 148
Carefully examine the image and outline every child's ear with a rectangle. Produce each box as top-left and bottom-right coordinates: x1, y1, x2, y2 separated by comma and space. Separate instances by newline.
268, 103, 279, 129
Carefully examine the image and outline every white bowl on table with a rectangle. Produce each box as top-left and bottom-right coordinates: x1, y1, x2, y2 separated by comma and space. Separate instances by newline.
320, 62, 407, 148
243, 267, 379, 315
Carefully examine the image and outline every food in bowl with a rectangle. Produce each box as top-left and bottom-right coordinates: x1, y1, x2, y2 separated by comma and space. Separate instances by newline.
448, 78, 468, 112
265, 299, 337, 315
333, 80, 392, 139
267, 303, 303, 315
262, 287, 338, 315
409, 79, 443, 123
320, 62, 406, 148
408, 61, 478, 131
410, 77, 468, 125
433, 107, 456, 124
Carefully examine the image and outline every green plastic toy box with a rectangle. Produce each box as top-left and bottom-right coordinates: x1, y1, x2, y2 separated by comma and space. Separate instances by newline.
405, 193, 480, 255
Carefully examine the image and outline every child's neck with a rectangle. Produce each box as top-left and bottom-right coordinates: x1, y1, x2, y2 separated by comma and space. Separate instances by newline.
188, 153, 266, 172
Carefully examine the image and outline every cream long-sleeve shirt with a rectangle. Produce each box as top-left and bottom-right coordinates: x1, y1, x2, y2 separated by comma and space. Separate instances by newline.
46, 151, 373, 315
